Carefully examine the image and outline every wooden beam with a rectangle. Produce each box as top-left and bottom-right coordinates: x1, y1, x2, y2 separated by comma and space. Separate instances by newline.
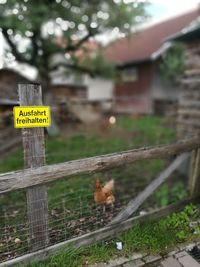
189, 149, 200, 196
0, 138, 199, 194
1, 197, 199, 267
177, 119, 200, 127
181, 78, 200, 84
18, 84, 49, 251
178, 109, 200, 117
110, 153, 189, 224
179, 101, 200, 109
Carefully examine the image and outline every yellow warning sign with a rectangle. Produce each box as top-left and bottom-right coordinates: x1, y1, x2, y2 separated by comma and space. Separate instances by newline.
13, 106, 51, 128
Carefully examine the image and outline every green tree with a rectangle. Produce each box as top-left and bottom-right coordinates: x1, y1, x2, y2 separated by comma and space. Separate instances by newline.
159, 43, 185, 84
0, 0, 148, 89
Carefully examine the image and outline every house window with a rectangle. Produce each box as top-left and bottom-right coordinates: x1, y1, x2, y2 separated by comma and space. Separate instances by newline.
121, 67, 138, 82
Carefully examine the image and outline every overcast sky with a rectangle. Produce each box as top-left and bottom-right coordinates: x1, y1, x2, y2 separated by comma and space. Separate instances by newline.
148, 0, 200, 23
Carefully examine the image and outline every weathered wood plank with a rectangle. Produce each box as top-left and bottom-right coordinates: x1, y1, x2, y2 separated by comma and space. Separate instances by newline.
176, 119, 200, 127
19, 84, 49, 251
0, 138, 199, 194
179, 101, 200, 109
178, 109, 200, 117
0, 197, 199, 267
189, 149, 200, 196
110, 153, 189, 224
181, 78, 200, 84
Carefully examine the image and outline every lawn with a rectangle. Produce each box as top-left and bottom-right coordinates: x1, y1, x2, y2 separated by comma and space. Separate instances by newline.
0, 115, 187, 263
0, 115, 176, 172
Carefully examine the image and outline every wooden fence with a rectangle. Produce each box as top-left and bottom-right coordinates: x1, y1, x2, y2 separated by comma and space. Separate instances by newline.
0, 84, 200, 266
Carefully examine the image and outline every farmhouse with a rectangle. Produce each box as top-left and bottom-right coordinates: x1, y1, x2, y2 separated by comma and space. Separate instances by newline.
104, 8, 200, 114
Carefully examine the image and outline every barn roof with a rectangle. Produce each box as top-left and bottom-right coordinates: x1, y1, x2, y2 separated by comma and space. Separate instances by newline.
104, 8, 200, 66
167, 20, 200, 42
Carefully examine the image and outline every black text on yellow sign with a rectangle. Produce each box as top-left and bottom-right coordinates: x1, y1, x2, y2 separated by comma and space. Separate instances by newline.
13, 106, 51, 128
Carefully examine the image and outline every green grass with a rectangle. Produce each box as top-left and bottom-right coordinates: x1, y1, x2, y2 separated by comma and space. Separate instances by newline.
0, 116, 176, 171
117, 116, 175, 145
0, 116, 176, 206
26, 204, 200, 267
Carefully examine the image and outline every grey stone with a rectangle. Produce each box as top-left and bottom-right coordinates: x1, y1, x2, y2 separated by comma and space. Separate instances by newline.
175, 250, 188, 259
123, 258, 144, 267
161, 256, 182, 267
143, 255, 162, 263
177, 252, 200, 267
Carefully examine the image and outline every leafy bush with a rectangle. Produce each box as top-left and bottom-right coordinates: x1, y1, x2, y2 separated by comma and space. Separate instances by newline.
159, 43, 185, 84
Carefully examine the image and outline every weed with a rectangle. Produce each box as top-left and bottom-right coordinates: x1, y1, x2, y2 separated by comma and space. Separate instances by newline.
154, 181, 188, 208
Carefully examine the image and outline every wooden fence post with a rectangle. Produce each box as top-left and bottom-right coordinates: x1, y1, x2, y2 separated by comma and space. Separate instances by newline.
18, 84, 49, 251
189, 148, 200, 196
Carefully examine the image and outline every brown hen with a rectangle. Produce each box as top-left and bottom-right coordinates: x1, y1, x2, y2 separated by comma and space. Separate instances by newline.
94, 177, 115, 211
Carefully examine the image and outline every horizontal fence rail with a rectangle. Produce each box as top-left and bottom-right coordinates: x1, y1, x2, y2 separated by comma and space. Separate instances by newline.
0, 137, 199, 194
